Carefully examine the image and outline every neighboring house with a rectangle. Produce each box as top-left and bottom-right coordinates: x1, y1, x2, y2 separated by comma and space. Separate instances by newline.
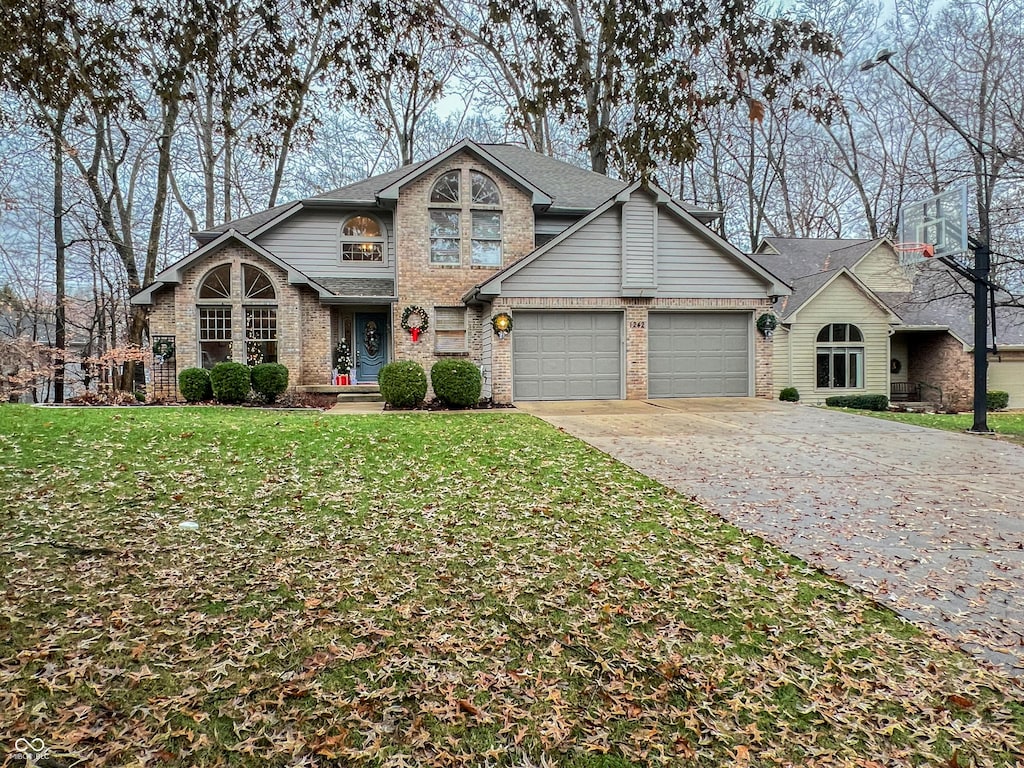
751, 237, 1024, 408
132, 139, 788, 403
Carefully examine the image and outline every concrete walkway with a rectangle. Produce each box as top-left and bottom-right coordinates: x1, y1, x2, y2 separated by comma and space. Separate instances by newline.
517, 398, 1024, 676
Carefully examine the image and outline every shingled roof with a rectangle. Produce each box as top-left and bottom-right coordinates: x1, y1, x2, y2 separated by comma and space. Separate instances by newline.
195, 140, 717, 242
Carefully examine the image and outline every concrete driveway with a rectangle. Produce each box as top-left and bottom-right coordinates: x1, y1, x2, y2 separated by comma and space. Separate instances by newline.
517, 398, 1024, 676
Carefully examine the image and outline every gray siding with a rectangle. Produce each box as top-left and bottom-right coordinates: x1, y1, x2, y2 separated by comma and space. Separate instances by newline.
622, 201, 656, 288
656, 209, 766, 298
500, 209, 622, 297
497, 192, 768, 300
255, 209, 395, 280
534, 214, 584, 238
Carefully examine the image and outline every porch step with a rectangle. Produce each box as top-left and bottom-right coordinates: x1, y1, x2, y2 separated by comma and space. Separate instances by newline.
337, 391, 384, 403
890, 400, 941, 412
296, 384, 380, 395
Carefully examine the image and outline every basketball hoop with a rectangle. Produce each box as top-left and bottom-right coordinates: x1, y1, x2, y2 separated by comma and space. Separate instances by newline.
894, 242, 935, 263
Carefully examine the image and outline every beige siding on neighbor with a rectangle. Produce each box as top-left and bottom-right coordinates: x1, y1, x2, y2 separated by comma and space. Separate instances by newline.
988, 357, 1024, 408
852, 243, 914, 293
789, 276, 891, 405
255, 209, 395, 280
773, 326, 792, 393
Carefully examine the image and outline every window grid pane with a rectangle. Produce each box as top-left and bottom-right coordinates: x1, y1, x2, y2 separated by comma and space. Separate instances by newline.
342, 243, 384, 262
199, 308, 232, 340
245, 308, 277, 340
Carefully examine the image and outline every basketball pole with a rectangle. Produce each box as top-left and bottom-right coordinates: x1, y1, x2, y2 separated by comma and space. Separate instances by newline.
860, 49, 992, 432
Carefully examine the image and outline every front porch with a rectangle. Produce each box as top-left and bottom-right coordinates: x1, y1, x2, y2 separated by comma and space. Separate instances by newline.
890, 329, 972, 411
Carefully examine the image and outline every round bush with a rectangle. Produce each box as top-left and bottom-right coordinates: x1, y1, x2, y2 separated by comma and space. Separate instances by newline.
987, 390, 1010, 411
431, 359, 482, 408
178, 367, 212, 402
379, 361, 427, 409
779, 387, 799, 402
210, 362, 252, 404
251, 363, 289, 403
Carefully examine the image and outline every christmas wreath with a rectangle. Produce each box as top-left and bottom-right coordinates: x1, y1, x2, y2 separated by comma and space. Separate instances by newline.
401, 306, 429, 334
491, 312, 513, 338
756, 313, 778, 335
152, 339, 175, 359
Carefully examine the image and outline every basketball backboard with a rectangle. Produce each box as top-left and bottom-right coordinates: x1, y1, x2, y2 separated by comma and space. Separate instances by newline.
898, 186, 969, 264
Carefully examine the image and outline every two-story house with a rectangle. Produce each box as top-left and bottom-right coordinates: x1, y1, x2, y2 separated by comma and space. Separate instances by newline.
132, 140, 789, 403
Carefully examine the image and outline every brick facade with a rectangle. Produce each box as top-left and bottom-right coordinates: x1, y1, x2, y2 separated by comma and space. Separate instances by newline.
909, 331, 973, 410
392, 151, 535, 396
146, 242, 330, 399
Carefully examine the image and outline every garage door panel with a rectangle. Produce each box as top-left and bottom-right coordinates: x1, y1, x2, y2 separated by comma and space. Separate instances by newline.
649, 312, 750, 398
514, 312, 623, 401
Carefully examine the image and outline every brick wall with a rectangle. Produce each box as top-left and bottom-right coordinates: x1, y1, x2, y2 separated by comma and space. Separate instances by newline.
487, 297, 774, 404
909, 331, 973, 410
393, 152, 534, 395
146, 241, 329, 399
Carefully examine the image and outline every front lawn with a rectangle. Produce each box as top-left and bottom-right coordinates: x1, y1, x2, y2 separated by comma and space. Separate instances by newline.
858, 410, 1024, 446
1, 405, 1022, 766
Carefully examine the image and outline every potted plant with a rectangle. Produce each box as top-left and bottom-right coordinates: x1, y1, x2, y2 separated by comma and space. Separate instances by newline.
333, 339, 353, 385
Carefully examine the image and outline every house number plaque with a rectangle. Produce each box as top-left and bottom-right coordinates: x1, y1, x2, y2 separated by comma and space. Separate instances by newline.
629, 321, 646, 329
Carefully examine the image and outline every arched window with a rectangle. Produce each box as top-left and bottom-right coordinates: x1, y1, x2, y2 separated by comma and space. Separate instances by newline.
430, 171, 460, 203
340, 215, 385, 262
428, 169, 503, 267
196, 263, 278, 369
816, 323, 864, 389
470, 172, 502, 267
471, 171, 500, 205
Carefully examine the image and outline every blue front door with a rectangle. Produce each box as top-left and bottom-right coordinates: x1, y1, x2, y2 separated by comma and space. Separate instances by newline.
355, 313, 388, 383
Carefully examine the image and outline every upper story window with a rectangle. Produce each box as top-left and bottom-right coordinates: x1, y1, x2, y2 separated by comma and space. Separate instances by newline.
428, 169, 503, 266
340, 215, 385, 262
430, 171, 460, 203
816, 323, 864, 389
198, 264, 231, 299
471, 171, 500, 205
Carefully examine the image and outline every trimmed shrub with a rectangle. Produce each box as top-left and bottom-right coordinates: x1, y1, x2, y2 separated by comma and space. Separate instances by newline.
210, 362, 251, 404
178, 367, 212, 402
379, 361, 427, 409
779, 387, 800, 402
251, 363, 289, 403
824, 394, 889, 411
430, 359, 482, 408
987, 390, 1010, 411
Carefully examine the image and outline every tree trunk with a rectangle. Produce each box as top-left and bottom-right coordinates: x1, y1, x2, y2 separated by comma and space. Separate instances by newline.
52, 112, 67, 403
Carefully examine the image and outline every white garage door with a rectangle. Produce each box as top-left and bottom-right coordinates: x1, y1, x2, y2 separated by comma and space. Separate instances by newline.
648, 312, 751, 397
988, 359, 1024, 408
513, 312, 623, 401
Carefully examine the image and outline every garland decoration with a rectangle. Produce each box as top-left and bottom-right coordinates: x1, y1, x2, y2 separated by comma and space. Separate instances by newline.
491, 312, 513, 339
401, 306, 429, 342
756, 312, 778, 337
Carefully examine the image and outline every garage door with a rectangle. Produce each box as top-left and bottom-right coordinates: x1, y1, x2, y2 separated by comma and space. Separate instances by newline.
648, 312, 750, 397
989, 359, 1024, 408
513, 312, 622, 401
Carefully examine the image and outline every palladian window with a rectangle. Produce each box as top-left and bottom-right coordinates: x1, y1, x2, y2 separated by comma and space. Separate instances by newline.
428, 169, 503, 266
340, 215, 385, 262
196, 263, 278, 369
816, 323, 864, 389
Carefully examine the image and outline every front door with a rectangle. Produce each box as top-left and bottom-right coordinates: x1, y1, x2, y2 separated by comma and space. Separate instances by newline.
355, 313, 388, 383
